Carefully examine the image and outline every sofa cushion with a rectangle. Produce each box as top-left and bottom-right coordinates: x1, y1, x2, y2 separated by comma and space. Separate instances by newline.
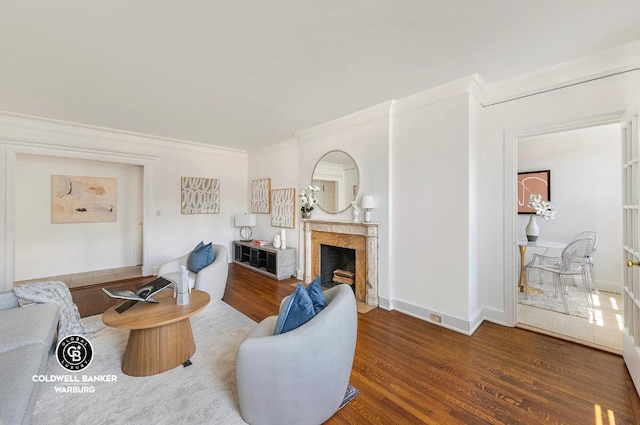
188, 241, 214, 273
274, 284, 316, 335
306, 276, 327, 314
0, 303, 59, 354
0, 344, 49, 425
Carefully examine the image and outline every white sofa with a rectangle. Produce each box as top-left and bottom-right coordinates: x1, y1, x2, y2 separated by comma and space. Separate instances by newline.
235, 284, 358, 425
0, 291, 59, 425
157, 244, 229, 304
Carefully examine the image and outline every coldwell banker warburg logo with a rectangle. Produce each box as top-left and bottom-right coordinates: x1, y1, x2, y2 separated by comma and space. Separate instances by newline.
56, 335, 93, 371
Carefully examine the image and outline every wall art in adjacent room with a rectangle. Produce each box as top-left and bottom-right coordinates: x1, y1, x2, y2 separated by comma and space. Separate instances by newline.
51, 175, 117, 223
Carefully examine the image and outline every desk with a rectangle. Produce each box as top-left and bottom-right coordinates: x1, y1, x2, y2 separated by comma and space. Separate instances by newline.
102, 289, 210, 377
517, 240, 566, 294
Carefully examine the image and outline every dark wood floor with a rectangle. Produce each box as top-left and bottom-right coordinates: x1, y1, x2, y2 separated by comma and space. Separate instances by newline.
222, 263, 640, 425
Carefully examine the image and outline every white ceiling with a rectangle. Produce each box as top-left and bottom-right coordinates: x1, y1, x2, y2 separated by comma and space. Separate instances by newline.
2, 1, 640, 150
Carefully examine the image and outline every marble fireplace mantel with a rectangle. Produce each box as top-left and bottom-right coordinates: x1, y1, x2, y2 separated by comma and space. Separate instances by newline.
303, 219, 379, 306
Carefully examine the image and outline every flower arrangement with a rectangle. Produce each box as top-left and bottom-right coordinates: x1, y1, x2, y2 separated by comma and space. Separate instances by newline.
527, 193, 556, 220
300, 185, 320, 213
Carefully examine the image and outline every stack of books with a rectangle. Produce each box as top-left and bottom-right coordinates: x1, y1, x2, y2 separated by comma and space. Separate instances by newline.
252, 240, 269, 246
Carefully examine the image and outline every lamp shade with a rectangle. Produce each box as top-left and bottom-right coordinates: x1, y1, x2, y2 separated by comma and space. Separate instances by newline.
361, 195, 374, 209
235, 214, 256, 227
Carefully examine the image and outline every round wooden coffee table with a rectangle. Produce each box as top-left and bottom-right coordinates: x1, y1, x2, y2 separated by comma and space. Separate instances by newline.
102, 289, 210, 377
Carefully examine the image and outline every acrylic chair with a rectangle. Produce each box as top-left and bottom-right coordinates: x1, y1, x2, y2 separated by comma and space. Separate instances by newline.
525, 238, 593, 314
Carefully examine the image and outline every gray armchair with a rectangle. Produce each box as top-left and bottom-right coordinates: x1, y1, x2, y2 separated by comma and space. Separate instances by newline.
235, 284, 358, 425
157, 244, 229, 304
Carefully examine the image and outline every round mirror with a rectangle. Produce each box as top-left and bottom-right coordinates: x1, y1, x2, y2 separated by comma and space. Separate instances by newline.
311, 151, 359, 214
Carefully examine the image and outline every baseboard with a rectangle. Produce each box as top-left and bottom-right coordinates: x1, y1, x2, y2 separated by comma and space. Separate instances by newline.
389, 298, 483, 336
482, 307, 508, 327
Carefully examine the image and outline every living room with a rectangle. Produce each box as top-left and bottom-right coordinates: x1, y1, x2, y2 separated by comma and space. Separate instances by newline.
2, 2, 640, 424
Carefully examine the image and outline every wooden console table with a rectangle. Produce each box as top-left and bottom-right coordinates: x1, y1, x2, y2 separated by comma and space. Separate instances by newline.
102, 289, 210, 377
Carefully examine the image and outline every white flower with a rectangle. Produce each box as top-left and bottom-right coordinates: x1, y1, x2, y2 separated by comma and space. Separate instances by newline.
300, 185, 320, 212
527, 193, 556, 220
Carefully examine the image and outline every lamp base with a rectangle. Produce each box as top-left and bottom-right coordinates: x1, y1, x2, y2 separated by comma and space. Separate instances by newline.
239, 226, 253, 241
364, 210, 372, 223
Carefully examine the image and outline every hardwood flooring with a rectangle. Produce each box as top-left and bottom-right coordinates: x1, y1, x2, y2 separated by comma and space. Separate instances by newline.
223, 264, 640, 425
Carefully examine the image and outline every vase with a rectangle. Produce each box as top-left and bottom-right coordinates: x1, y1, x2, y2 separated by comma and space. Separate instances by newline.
526, 215, 539, 242
302, 211, 311, 219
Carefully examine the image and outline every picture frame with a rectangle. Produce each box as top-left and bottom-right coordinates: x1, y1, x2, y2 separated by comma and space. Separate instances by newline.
251, 178, 271, 214
51, 175, 118, 224
181, 176, 220, 214
518, 170, 551, 214
270, 188, 296, 228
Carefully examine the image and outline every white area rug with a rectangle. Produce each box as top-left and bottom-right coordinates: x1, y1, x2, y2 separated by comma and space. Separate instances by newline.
518, 278, 592, 319
32, 301, 256, 425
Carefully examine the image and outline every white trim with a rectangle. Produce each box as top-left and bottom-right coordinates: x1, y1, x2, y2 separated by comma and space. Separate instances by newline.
390, 298, 483, 336
481, 41, 640, 106
393, 74, 485, 116
295, 101, 393, 141
503, 112, 624, 327
247, 137, 299, 156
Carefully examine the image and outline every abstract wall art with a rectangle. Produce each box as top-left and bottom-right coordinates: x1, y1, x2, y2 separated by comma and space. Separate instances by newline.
517, 170, 551, 214
51, 175, 117, 223
270, 188, 296, 228
251, 178, 271, 214
181, 176, 220, 214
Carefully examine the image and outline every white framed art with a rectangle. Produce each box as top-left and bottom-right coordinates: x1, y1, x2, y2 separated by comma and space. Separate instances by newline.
270, 188, 296, 228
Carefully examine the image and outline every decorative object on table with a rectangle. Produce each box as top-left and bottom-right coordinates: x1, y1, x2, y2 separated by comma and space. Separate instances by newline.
280, 229, 286, 250
174, 265, 191, 305
526, 193, 556, 241
300, 185, 320, 219
517, 170, 550, 214
235, 213, 256, 241
251, 178, 271, 214
181, 176, 220, 214
361, 195, 374, 223
102, 276, 173, 304
273, 234, 281, 248
51, 175, 117, 223
351, 199, 361, 222
271, 188, 296, 228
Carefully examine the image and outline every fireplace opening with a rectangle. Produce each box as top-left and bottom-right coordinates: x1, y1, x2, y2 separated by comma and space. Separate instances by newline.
320, 245, 356, 290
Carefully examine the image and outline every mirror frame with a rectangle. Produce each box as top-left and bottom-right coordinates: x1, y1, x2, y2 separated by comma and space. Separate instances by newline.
311, 150, 359, 214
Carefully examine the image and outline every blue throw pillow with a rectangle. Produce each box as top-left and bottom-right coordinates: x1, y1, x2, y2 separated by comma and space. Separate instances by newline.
306, 276, 326, 314
188, 241, 214, 273
273, 284, 316, 335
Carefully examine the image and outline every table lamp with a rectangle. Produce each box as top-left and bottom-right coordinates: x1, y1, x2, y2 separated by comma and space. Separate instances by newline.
235, 214, 256, 241
361, 195, 374, 222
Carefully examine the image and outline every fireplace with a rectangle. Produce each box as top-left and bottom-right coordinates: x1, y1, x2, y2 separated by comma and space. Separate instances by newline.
320, 245, 356, 288
303, 220, 379, 306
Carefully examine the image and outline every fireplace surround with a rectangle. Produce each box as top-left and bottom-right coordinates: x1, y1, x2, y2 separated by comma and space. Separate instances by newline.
303, 219, 379, 306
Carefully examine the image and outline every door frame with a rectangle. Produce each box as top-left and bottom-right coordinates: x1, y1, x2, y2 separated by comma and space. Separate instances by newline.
503, 112, 625, 326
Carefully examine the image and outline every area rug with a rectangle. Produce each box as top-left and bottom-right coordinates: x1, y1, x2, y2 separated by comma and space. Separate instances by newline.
32, 301, 359, 424
518, 280, 592, 319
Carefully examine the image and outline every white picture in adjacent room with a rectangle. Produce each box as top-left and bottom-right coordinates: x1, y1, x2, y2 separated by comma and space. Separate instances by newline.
51, 175, 117, 223
270, 188, 296, 228
181, 176, 220, 214
251, 178, 271, 214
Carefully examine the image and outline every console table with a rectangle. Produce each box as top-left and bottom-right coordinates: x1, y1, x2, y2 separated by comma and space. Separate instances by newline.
233, 240, 296, 280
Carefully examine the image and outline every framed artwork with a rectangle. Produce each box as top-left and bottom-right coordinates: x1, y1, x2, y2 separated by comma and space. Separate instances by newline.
271, 188, 296, 228
181, 176, 220, 214
518, 170, 551, 214
51, 175, 117, 224
251, 178, 271, 214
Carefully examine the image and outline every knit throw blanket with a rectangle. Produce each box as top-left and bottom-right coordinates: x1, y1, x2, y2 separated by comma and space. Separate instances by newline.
13, 280, 103, 344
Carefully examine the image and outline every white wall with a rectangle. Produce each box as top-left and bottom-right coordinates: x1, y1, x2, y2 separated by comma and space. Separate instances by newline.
478, 71, 640, 325
0, 112, 248, 291
247, 139, 300, 273
517, 124, 622, 293
14, 154, 142, 280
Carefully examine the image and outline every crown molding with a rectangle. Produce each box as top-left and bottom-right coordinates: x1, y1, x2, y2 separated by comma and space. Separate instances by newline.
247, 137, 299, 156
392, 74, 485, 116
480, 41, 640, 106
0, 111, 247, 158
295, 100, 394, 142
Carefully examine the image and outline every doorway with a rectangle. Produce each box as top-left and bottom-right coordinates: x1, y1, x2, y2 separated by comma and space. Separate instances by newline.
515, 123, 623, 353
